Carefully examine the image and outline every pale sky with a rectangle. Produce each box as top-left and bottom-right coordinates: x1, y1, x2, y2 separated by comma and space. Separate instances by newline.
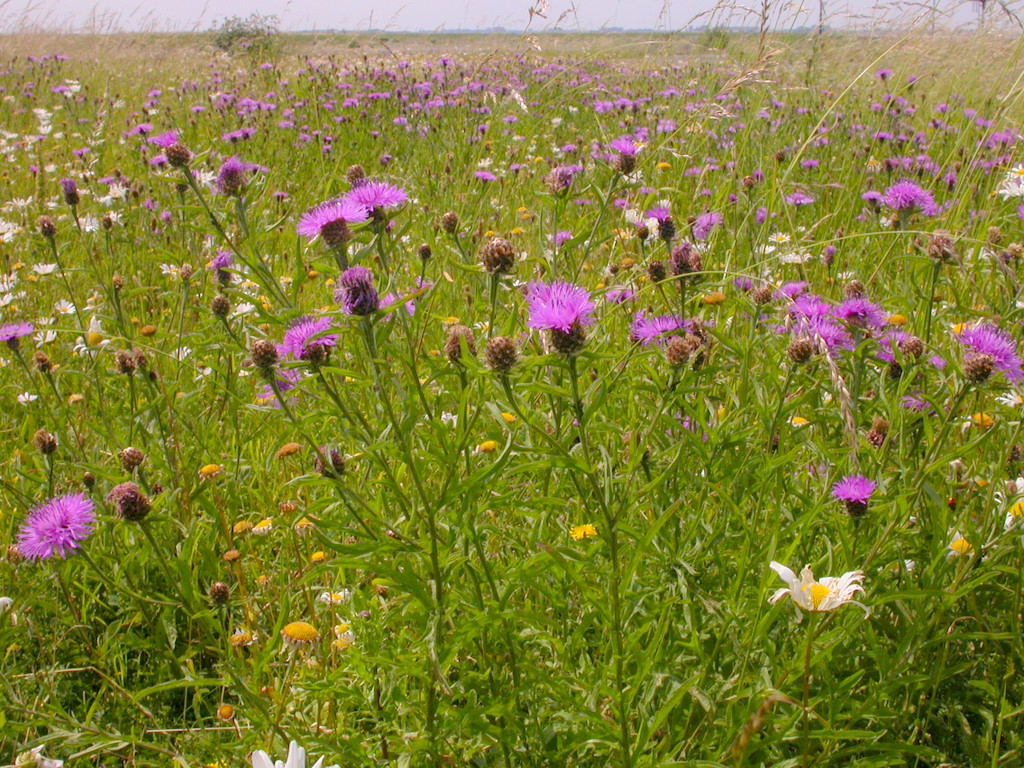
3, 0, 990, 33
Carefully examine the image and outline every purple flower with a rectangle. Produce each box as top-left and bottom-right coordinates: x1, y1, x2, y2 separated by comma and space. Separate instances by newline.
257, 367, 302, 409
335, 266, 379, 315
208, 252, 233, 271
296, 198, 370, 245
59, 178, 79, 206
475, 170, 497, 182
148, 130, 180, 148
0, 322, 34, 351
630, 312, 690, 345
882, 180, 939, 216
525, 282, 595, 334
345, 180, 408, 216
785, 191, 815, 206
215, 156, 252, 196
17, 493, 95, 560
833, 298, 885, 330
278, 316, 337, 361
956, 324, 1023, 383
692, 212, 723, 241
545, 164, 584, 193
609, 136, 639, 156
605, 289, 636, 305
832, 474, 876, 517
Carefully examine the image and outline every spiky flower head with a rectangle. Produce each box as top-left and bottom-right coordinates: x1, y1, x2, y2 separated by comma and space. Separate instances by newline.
17, 493, 95, 560
881, 180, 939, 216
60, 178, 79, 206
485, 336, 518, 373
314, 447, 346, 478
216, 155, 251, 196
335, 267, 379, 316
832, 474, 876, 517
345, 180, 408, 221
107, 482, 152, 522
279, 316, 337, 364
250, 339, 279, 378
445, 325, 476, 364
480, 236, 516, 275
297, 198, 370, 246
630, 312, 690, 346
956, 324, 1023, 383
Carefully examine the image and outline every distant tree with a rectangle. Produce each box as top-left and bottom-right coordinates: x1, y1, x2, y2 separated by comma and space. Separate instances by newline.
212, 13, 281, 58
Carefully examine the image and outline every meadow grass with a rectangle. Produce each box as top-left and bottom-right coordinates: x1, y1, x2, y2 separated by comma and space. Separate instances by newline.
1, 28, 1024, 768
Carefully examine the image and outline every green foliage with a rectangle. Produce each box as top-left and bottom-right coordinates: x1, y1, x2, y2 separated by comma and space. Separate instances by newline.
2, 30, 1024, 768
700, 26, 731, 50
212, 13, 281, 59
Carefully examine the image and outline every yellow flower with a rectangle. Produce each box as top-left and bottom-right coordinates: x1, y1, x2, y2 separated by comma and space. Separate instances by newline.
477, 440, 499, 454
789, 416, 810, 427
252, 518, 273, 536
233, 520, 253, 535
887, 314, 907, 326
702, 291, 726, 306
971, 412, 995, 429
294, 517, 315, 535
68, 393, 85, 405
217, 704, 235, 722
229, 628, 256, 648
281, 621, 319, 650
310, 551, 328, 564
570, 524, 598, 541
656, 161, 672, 171
199, 463, 224, 479
948, 531, 973, 557
501, 412, 517, 424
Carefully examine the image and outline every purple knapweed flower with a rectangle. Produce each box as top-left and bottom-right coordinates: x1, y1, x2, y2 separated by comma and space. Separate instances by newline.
297, 198, 370, 246
526, 282, 595, 333
630, 312, 690, 346
335, 266, 379, 315
785, 191, 815, 206
345, 180, 408, 218
525, 281, 595, 355
692, 212, 723, 241
215, 156, 252, 196
148, 130, 180, 148
279, 316, 337, 362
882, 180, 939, 216
832, 474, 876, 517
833, 298, 885, 330
17, 493, 95, 560
956, 324, 1023, 383
608, 136, 639, 156
0, 322, 35, 351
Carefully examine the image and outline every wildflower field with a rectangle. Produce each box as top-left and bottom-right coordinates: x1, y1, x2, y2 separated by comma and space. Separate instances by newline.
4, 27, 1024, 768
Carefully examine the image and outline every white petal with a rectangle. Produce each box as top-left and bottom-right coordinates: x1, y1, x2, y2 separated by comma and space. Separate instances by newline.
768, 587, 791, 605
251, 752, 274, 768
769, 561, 797, 585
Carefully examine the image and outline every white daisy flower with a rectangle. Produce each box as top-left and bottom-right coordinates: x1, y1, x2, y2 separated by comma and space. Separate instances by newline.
250, 740, 338, 768
768, 561, 867, 614
54, 300, 75, 315
318, 589, 352, 606
31, 263, 57, 276
17, 392, 38, 405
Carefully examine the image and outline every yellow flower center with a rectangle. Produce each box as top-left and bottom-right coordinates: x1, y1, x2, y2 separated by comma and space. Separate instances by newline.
1012, 502, 1024, 518
950, 538, 973, 555
281, 621, 319, 644
808, 583, 831, 610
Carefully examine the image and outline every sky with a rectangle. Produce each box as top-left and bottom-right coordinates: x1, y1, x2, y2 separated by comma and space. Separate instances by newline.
4, 0, 988, 33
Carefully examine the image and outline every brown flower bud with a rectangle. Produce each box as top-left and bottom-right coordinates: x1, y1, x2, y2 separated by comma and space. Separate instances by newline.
485, 336, 518, 373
